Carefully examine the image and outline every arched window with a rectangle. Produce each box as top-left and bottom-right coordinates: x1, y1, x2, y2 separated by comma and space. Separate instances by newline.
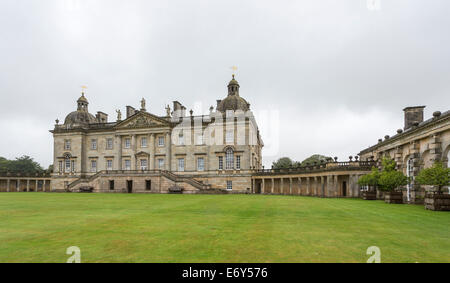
406, 158, 414, 202
447, 150, 450, 168
225, 148, 234, 170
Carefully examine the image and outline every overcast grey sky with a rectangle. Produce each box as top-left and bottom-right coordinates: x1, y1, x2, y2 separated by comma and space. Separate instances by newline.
0, 0, 449, 168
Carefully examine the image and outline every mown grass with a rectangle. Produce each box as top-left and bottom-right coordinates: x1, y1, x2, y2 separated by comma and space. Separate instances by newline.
0, 193, 448, 263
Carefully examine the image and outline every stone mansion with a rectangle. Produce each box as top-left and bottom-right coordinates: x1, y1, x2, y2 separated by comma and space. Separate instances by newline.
50, 76, 264, 193
0, 75, 447, 202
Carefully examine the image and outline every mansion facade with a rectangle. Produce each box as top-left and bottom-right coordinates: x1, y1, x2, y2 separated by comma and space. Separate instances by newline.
50, 76, 263, 193
42, 75, 449, 201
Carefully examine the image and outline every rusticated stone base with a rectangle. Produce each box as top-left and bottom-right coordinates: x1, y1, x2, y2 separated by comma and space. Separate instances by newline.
385, 192, 403, 204
362, 191, 377, 200
425, 194, 450, 211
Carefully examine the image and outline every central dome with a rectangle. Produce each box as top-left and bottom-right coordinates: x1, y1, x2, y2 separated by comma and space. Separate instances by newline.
64, 110, 97, 125
216, 95, 249, 112
216, 75, 250, 112
64, 92, 97, 125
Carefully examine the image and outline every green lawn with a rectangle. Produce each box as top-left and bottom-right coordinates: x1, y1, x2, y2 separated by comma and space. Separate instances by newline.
0, 193, 449, 263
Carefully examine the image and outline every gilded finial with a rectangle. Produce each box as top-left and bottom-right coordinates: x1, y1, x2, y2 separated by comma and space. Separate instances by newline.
81, 85, 88, 96
230, 66, 238, 78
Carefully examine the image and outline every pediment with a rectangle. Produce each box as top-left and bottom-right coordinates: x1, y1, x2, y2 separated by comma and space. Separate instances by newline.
115, 111, 170, 129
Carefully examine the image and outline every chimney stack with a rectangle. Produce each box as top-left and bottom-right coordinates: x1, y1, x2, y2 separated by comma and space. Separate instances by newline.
126, 106, 136, 118
403, 106, 425, 130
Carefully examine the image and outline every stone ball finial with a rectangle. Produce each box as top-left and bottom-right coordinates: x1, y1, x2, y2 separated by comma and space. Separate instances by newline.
384, 135, 390, 140
378, 139, 382, 143
349, 156, 353, 161
190, 109, 193, 116
433, 111, 442, 118
412, 122, 419, 127
334, 157, 338, 162
355, 155, 359, 161
397, 129, 403, 134
55, 119, 59, 125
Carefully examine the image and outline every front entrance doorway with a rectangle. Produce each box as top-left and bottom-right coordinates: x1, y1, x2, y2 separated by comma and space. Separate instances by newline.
127, 180, 133, 193
342, 181, 347, 197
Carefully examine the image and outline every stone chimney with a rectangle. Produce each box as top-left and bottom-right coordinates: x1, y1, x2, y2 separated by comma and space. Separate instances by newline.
403, 106, 425, 130
96, 112, 108, 123
172, 101, 185, 120
126, 106, 136, 118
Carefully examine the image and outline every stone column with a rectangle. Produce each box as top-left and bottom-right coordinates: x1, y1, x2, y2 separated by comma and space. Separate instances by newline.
271, 178, 274, 194
280, 178, 284, 195
35, 180, 39, 192
17, 179, 20, 192
289, 178, 292, 195
131, 135, 136, 170
43, 179, 46, 192
326, 175, 332, 197
6, 179, 10, 192
306, 177, 310, 195
165, 132, 171, 171
298, 177, 301, 195
262, 178, 265, 194
116, 135, 122, 170
313, 177, 318, 196
26, 180, 30, 192
150, 133, 155, 170
252, 179, 256, 194
320, 176, 325, 197
334, 175, 339, 197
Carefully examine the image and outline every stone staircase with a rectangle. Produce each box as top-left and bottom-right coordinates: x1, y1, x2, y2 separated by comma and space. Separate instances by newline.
68, 170, 211, 192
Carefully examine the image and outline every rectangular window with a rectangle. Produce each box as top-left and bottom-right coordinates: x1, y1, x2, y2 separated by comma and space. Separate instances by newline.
64, 140, 71, 150
146, 180, 152, 191
91, 139, 97, 150
178, 158, 185, 172
218, 156, 223, 170
140, 159, 148, 170
59, 161, 63, 173
65, 159, 71, 172
106, 138, 113, 149
109, 180, 115, 190
236, 156, 241, 170
124, 160, 131, 170
91, 160, 97, 172
141, 137, 147, 148
124, 138, 131, 149
158, 136, 165, 147
226, 130, 234, 144
106, 160, 113, 170
226, 181, 232, 191
197, 157, 205, 171
158, 159, 165, 169
71, 160, 76, 172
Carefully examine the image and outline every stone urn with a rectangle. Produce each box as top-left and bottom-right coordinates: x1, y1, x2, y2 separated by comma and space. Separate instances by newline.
384, 191, 403, 204
424, 193, 450, 211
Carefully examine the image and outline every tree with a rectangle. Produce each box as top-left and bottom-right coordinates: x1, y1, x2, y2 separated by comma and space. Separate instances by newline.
272, 157, 293, 169
358, 166, 380, 190
300, 154, 331, 166
378, 157, 408, 192
0, 156, 44, 174
416, 162, 450, 194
